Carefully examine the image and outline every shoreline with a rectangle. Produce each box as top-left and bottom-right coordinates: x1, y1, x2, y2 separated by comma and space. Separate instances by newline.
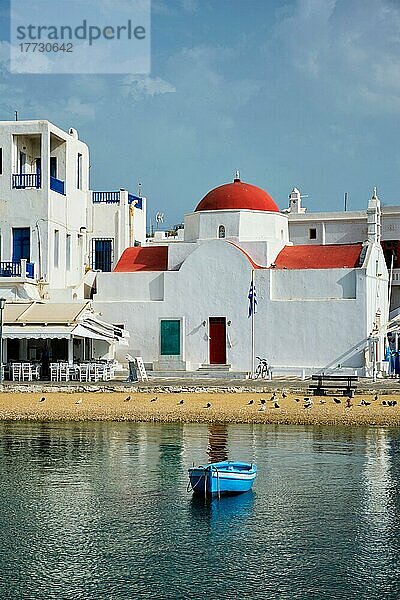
1, 391, 400, 426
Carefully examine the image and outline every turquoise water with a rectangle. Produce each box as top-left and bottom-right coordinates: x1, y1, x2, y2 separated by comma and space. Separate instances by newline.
0, 422, 399, 599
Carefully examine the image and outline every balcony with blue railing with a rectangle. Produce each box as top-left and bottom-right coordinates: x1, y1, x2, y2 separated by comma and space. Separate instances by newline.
50, 176, 65, 195
12, 173, 41, 189
92, 191, 121, 204
92, 190, 143, 208
0, 260, 35, 280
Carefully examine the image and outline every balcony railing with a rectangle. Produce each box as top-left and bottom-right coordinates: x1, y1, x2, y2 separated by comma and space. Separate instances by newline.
92, 191, 143, 209
50, 176, 65, 195
92, 191, 120, 203
0, 260, 35, 279
12, 173, 41, 189
391, 269, 400, 285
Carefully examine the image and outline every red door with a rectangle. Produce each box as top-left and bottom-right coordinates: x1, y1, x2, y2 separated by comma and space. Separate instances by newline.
209, 317, 226, 364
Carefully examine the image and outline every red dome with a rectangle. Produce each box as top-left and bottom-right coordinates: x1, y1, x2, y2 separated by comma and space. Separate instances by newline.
195, 177, 279, 213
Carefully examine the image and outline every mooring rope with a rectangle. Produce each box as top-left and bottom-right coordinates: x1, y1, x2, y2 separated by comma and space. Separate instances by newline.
187, 464, 221, 499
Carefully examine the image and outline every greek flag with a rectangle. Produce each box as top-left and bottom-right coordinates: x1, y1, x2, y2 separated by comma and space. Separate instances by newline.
248, 281, 257, 317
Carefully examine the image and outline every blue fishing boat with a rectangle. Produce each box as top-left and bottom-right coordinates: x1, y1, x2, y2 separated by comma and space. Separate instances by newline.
188, 461, 257, 496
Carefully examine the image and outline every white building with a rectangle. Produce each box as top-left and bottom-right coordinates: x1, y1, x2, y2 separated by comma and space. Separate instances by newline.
0, 119, 145, 369
94, 176, 388, 376
0, 118, 393, 378
285, 187, 400, 315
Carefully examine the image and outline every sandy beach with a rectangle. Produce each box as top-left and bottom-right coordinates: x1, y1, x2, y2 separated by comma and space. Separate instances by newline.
1, 390, 400, 426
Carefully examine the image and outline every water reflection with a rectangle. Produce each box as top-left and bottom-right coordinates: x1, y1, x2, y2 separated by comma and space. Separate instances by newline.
351, 428, 400, 597
189, 490, 255, 528
207, 424, 228, 462
0, 422, 400, 600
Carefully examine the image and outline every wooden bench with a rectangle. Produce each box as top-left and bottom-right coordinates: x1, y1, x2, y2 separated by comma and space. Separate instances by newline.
309, 374, 358, 397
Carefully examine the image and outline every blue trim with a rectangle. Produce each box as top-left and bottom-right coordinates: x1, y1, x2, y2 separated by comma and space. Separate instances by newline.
128, 194, 143, 209
50, 176, 65, 195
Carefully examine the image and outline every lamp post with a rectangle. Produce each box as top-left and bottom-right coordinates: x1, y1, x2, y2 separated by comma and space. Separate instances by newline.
0, 298, 6, 385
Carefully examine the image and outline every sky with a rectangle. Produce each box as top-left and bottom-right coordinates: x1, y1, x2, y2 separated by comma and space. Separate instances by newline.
1, 0, 400, 228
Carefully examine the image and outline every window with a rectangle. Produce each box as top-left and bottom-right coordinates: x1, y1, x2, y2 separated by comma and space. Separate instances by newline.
309, 228, 317, 240
91, 238, 113, 272
218, 225, 226, 238
77, 153, 82, 190
0, 148, 2, 175
160, 320, 181, 355
54, 230, 59, 268
66, 234, 71, 271
19, 151, 26, 174
50, 157, 57, 179
12, 227, 30, 261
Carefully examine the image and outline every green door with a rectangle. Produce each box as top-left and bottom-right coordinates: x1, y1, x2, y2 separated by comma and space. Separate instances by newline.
160, 320, 181, 355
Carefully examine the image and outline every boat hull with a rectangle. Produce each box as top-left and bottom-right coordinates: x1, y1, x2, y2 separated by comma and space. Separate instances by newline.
188, 461, 257, 496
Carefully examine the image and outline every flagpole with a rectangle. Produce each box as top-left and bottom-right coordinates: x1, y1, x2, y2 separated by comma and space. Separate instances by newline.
251, 268, 255, 378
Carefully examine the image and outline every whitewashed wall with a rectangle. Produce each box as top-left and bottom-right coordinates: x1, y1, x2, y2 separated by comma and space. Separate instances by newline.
0, 120, 89, 301
94, 239, 387, 373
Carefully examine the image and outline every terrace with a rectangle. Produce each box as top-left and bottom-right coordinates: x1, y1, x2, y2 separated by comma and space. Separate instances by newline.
0, 259, 35, 280
92, 190, 143, 208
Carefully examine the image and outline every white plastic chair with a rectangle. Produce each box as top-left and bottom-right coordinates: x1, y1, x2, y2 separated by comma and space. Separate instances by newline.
58, 363, 69, 382
11, 363, 22, 381
79, 364, 90, 382
21, 363, 32, 382
50, 363, 59, 381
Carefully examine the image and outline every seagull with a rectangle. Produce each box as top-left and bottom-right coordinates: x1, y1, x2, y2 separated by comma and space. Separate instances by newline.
295, 398, 301, 403
333, 398, 341, 404
388, 401, 393, 407
205, 403, 212, 408
150, 397, 158, 402
319, 399, 326, 404
282, 391, 287, 398
374, 394, 379, 402
274, 402, 280, 409
124, 396, 131, 402
346, 398, 353, 408
364, 400, 371, 406
178, 399, 184, 405
259, 405, 266, 411
270, 394, 276, 401
393, 400, 398, 407
382, 400, 387, 406
247, 400, 254, 405
39, 397, 46, 403
75, 399, 82, 405
260, 398, 266, 405
304, 402, 313, 409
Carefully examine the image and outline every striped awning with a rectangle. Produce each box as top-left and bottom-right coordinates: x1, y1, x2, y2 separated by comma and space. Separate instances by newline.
1, 301, 128, 344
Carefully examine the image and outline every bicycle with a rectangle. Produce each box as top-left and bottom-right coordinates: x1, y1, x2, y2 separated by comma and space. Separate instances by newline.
254, 356, 270, 379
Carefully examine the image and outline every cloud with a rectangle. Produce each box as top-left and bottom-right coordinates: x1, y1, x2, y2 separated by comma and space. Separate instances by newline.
273, 0, 400, 115
120, 75, 176, 98
180, 0, 199, 13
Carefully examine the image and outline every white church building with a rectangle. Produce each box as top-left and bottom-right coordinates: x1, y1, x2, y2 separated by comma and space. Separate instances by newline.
94, 175, 388, 377
0, 118, 393, 378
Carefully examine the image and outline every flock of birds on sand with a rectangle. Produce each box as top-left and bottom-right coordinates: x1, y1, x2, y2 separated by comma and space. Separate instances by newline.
35, 391, 399, 409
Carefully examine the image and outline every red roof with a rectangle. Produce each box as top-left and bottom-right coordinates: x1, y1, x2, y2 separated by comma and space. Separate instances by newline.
114, 246, 168, 272
195, 177, 279, 213
274, 244, 363, 269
